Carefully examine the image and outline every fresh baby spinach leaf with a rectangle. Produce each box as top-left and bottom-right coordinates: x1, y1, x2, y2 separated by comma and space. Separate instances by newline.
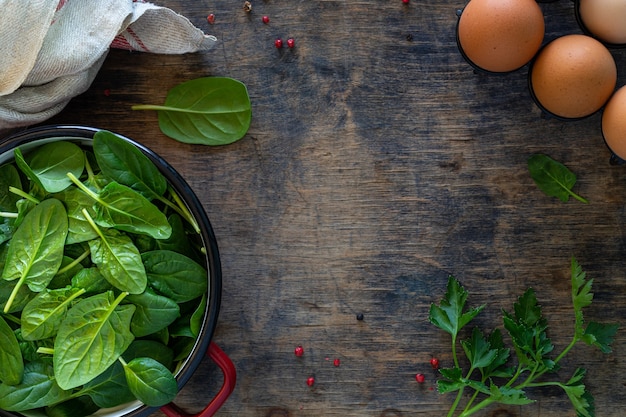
13, 147, 45, 194
0, 361, 70, 411
0, 315, 23, 385
54, 291, 135, 390
528, 154, 588, 203
44, 396, 99, 417
26, 141, 84, 194
92, 130, 167, 200
121, 357, 178, 407
126, 288, 180, 337
87, 226, 147, 295
21, 287, 86, 341
69, 175, 172, 240
2, 198, 68, 313
143, 250, 208, 303
132, 77, 252, 145
53, 186, 98, 244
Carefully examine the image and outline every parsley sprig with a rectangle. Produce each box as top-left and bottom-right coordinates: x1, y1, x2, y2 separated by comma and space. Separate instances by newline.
429, 257, 619, 417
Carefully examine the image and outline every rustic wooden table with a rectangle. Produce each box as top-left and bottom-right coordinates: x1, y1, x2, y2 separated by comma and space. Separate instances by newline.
43, 0, 626, 416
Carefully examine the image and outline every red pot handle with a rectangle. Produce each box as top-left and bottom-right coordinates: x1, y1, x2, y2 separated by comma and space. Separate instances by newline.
160, 342, 236, 417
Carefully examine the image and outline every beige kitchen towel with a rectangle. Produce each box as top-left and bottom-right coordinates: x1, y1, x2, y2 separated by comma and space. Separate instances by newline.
0, 0, 217, 131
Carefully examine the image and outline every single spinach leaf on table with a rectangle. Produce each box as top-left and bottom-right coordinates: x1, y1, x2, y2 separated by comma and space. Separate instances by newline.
92, 130, 167, 199
132, 77, 252, 145
0, 361, 70, 411
527, 154, 588, 203
0, 314, 23, 385
2, 198, 68, 313
26, 141, 85, 193
54, 291, 135, 390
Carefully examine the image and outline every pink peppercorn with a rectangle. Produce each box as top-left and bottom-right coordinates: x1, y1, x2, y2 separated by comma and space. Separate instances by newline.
333, 358, 341, 367
294, 345, 304, 357
262, 15, 270, 24
274, 38, 283, 49
286, 38, 295, 48
415, 373, 425, 383
306, 376, 315, 386
207, 13, 215, 24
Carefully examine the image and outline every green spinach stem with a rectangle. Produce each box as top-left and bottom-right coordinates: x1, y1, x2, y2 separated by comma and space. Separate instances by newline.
9, 186, 40, 204
56, 249, 91, 276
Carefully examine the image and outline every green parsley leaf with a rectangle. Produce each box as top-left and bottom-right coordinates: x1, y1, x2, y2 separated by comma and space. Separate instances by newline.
429, 276, 484, 338
489, 384, 534, 405
461, 327, 498, 369
582, 322, 619, 353
562, 371, 594, 417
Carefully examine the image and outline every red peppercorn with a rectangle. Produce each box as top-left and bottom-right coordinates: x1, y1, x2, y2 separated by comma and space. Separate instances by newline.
306, 376, 315, 386
207, 13, 215, 24
262, 15, 270, 24
294, 345, 304, 357
415, 373, 425, 383
333, 358, 341, 367
430, 357, 440, 370
286, 38, 295, 48
402, 0, 410, 3
274, 38, 283, 49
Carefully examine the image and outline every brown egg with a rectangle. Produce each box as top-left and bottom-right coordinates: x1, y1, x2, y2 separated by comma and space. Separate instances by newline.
579, 0, 626, 45
602, 85, 626, 160
457, 0, 545, 73
530, 34, 617, 119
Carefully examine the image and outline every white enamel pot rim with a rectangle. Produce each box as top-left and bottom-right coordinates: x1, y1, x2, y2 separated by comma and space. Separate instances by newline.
0, 125, 223, 417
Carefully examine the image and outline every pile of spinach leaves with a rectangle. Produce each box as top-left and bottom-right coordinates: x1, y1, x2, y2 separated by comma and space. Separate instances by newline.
0, 130, 209, 416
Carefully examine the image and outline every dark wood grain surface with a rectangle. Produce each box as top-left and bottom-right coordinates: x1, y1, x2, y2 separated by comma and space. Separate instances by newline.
38, 0, 626, 415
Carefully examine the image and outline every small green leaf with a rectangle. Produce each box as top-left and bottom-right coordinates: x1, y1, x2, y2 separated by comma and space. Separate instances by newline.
54, 292, 135, 390
562, 369, 593, 417
27, 141, 85, 193
21, 287, 85, 341
0, 315, 23, 385
92, 130, 168, 200
122, 357, 178, 407
461, 327, 498, 369
132, 77, 252, 145
528, 154, 588, 203
582, 322, 619, 353
429, 275, 484, 337
88, 228, 147, 295
0, 361, 70, 411
489, 384, 534, 405
571, 257, 594, 337
513, 288, 542, 327
480, 329, 513, 379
